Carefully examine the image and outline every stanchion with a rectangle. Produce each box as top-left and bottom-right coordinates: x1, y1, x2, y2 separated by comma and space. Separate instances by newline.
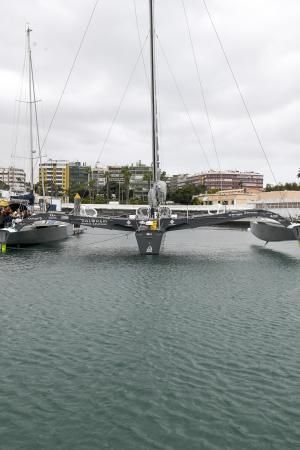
73, 193, 82, 235
0, 230, 9, 254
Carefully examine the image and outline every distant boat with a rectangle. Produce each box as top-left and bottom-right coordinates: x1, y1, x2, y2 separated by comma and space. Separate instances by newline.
0, 26, 70, 247
1, 220, 71, 246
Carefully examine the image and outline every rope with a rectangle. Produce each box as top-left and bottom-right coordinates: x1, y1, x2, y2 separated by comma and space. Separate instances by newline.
133, 0, 150, 91
81, 231, 132, 246
40, 0, 100, 152
157, 37, 211, 170
10, 37, 27, 167
94, 34, 149, 165
202, 0, 277, 184
182, 0, 222, 177
5, 231, 132, 251
76, 33, 150, 202
202, 0, 291, 218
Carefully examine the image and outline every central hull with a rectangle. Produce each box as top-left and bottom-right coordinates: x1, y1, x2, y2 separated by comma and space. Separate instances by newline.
135, 229, 165, 255
0, 223, 71, 246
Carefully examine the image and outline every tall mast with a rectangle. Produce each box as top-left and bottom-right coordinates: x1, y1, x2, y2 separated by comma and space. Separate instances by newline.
26, 26, 34, 190
26, 26, 46, 203
149, 0, 159, 183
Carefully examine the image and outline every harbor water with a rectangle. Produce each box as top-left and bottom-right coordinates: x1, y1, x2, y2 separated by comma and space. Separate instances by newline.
0, 227, 299, 449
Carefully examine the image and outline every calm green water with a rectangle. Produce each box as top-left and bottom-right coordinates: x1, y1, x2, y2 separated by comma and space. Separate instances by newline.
0, 228, 299, 450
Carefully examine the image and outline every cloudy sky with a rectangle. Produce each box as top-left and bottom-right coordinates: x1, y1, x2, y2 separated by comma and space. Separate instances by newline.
0, 0, 299, 184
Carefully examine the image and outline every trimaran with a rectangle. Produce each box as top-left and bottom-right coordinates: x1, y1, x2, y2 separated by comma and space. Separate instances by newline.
1, 1, 299, 254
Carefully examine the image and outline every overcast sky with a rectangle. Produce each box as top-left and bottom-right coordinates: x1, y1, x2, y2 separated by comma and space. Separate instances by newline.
0, 0, 299, 184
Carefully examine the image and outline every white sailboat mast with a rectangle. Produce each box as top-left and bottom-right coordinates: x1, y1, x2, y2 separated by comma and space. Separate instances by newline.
149, 0, 159, 183
26, 26, 34, 190
26, 26, 46, 202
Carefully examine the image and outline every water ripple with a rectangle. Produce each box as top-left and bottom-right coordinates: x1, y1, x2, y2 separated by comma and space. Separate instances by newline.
0, 228, 299, 449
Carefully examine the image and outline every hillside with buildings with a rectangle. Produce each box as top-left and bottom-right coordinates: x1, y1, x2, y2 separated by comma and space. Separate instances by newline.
1, 161, 300, 211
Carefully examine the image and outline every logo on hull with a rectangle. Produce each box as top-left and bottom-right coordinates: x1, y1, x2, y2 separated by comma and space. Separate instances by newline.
146, 244, 153, 253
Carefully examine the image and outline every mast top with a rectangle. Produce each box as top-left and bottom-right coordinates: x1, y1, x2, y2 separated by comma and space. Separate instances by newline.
149, 0, 159, 184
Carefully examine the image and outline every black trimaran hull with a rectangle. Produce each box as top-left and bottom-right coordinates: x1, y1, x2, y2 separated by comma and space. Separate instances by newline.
250, 221, 299, 242
8, 209, 297, 255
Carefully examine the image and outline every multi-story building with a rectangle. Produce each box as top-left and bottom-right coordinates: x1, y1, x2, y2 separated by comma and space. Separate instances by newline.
0, 167, 26, 193
107, 165, 124, 184
106, 165, 124, 200
169, 174, 188, 191
198, 171, 263, 191
128, 161, 152, 201
68, 161, 91, 188
39, 160, 92, 196
39, 160, 69, 195
104, 162, 154, 201
170, 170, 263, 191
91, 165, 107, 193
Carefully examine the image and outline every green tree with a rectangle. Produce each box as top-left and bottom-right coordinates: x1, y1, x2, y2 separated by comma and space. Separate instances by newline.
0, 180, 9, 190
68, 183, 89, 201
143, 171, 152, 190
121, 166, 131, 204
169, 184, 206, 204
160, 170, 167, 181
88, 178, 97, 202
265, 182, 300, 192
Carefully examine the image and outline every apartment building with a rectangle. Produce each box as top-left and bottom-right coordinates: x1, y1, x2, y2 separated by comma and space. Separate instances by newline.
39, 160, 69, 195
170, 170, 263, 191
0, 167, 26, 193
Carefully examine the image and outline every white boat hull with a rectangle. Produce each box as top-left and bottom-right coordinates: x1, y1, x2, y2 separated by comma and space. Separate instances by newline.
0, 222, 72, 246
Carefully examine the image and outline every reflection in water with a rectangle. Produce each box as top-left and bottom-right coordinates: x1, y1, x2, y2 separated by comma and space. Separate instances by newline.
250, 243, 300, 264
0, 228, 299, 450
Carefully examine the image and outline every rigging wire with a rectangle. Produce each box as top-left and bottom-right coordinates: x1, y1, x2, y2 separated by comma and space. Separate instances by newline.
202, 0, 277, 185
83, 231, 132, 246
95, 34, 149, 165
9, 231, 132, 252
29, 48, 45, 199
11, 37, 27, 168
202, 0, 292, 218
157, 36, 211, 170
79, 35, 150, 200
40, 0, 100, 153
182, 0, 222, 185
133, 0, 150, 91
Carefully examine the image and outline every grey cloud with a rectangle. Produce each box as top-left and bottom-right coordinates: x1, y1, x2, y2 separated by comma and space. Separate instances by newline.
0, 0, 299, 185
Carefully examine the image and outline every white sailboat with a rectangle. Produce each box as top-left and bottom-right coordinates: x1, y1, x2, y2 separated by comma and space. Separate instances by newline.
0, 26, 71, 247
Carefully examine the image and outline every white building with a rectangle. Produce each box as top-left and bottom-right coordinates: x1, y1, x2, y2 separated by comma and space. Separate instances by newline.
91, 165, 107, 190
0, 167, 26, 193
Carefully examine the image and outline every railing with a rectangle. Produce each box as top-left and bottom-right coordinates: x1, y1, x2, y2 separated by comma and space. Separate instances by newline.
255, 202, 300, 209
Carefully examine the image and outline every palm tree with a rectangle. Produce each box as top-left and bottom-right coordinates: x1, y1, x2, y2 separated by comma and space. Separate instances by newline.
88, 178, 97, 202
106, 173, 110, 202
0, 180, 9, 190
121, 166, 131, 204
160, 170, 167, 181
143, 171, 152, 189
